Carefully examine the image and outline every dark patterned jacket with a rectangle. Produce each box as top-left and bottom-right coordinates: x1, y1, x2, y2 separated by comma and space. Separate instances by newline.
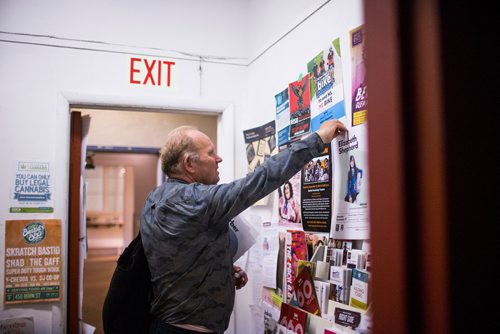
140, 133, 324, 334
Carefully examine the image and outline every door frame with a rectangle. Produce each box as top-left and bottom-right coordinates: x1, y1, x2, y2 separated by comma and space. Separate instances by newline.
65, 92, 234, 333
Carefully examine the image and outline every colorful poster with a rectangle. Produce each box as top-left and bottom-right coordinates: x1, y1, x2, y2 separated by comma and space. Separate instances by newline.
300, 144, 333, 232
284, 230, 307, 303
243, 120, 279, 205
278, 303, 308, 334
350, 26, 368, 126
275, 88, 291, 146
4, 219, 62, 304
289, 74, 311, 139
10, 161, 54, 213
332, 126, 369, 240
308, 38, 346, 132
277, 140, 303, 228
292, 266, 321, 316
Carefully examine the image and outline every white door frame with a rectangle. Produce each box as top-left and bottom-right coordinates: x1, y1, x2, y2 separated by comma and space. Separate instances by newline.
59, 91, 235, 332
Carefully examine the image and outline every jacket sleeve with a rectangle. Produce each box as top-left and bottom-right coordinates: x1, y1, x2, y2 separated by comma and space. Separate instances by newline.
198, 133, 325, 230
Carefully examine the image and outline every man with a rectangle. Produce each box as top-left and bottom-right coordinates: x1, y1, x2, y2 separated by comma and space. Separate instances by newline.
141, 119, 347, 333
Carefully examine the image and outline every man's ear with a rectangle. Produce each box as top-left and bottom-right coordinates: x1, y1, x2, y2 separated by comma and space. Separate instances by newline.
183, 154, 196, 175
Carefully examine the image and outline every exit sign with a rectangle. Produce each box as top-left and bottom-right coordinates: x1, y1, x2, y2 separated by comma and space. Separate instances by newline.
129, 57, 175, 87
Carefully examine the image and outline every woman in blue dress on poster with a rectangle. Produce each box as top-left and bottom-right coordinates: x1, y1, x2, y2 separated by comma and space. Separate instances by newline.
345, 155, 363, 203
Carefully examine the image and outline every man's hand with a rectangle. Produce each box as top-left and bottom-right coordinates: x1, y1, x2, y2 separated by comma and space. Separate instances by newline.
233, 266, 248, 290
316, 119, 348, 143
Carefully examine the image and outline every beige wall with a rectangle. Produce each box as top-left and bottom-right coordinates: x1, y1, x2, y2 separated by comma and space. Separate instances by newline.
78, 108, 218, 149
91, 153, 158, 236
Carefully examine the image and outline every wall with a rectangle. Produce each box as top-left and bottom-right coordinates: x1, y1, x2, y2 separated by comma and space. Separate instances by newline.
0, 0, 250, 63
80, 108, 218, 149
241, 0, 364, 216
237, 1, 364, 333
0, 1, 246, 331
0, 0, 364, 332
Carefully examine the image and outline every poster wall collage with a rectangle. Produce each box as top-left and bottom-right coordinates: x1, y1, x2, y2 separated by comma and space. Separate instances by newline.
243, 26, 370, 334
5, 152, 62, 314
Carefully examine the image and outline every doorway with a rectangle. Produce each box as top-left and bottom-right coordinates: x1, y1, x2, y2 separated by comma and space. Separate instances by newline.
72, 106, 219, 333
82, 151, 157, 334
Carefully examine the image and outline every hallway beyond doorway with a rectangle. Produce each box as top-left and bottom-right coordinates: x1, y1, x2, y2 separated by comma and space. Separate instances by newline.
83, 255, 117, 334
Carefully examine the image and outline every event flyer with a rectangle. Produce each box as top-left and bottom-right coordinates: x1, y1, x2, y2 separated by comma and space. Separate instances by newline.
292, 266, 321, 316
10, 161, 54, 213
289, 74, 311, 139
277, 140, 303, 228
261, 222, 280, 289
243, 120, 278, 205
284, 230, 307, 303
308, 38, 346, 132
4, 219, 62, 304
300, 144, 333, 233
332, 125, 369, 240
275, 88, 291, 147
350, 25, 368, 126
278, 302, 308, 334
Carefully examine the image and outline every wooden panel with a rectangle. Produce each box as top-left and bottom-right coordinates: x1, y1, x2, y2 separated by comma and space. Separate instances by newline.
412, 1, 449, 333
364, 1, 408, 333
68, 111, 81, 333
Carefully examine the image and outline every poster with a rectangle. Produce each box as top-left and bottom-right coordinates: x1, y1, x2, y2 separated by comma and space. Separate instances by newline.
278, 302, 308, 334
284, 230, 307, 303
292, 266, 321, 316
300, 144, 333, 233
289, 74, 311, 139
332, 126, 369, 240
4, 219, 62, 304
0, 317, 34, 334
243, 120, 279, 205
277, 140, 303, 228
350, 25, 368, 126
308, 38, 346, 132
262, 298, 280, 334
275, 88, 291, 147
10, 161, 53, 213
260, 222, 280, 289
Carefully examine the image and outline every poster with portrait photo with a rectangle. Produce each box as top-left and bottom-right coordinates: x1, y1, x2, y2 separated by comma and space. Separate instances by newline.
332, 126, 369, 240
277, 139, 303, 228
300, 144, 333, 233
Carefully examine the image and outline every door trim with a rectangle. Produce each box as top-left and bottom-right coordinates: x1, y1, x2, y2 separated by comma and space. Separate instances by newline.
65, 92, 234, 332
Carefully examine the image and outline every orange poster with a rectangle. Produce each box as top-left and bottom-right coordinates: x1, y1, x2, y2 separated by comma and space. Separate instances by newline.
4, 219, 62, 304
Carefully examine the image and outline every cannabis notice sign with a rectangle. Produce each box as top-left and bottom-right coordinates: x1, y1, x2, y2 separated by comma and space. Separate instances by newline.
4, 219, 62, 304
10, 161, 54, 213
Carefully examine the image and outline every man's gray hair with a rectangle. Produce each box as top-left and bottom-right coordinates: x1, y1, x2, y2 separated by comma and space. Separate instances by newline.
160, 126, 200, 176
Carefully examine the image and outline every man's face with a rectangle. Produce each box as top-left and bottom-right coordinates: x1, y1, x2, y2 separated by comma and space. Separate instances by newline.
190, 131, 223, 185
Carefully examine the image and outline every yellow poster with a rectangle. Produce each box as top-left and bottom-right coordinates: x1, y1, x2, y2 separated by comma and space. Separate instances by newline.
4, 219, 62, 304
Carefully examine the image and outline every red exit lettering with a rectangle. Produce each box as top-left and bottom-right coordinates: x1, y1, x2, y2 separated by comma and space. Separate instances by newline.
129, 57, 175, 87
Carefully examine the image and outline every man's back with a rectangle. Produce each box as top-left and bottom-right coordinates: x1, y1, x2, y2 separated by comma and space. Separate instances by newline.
141, 179, 234, 334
